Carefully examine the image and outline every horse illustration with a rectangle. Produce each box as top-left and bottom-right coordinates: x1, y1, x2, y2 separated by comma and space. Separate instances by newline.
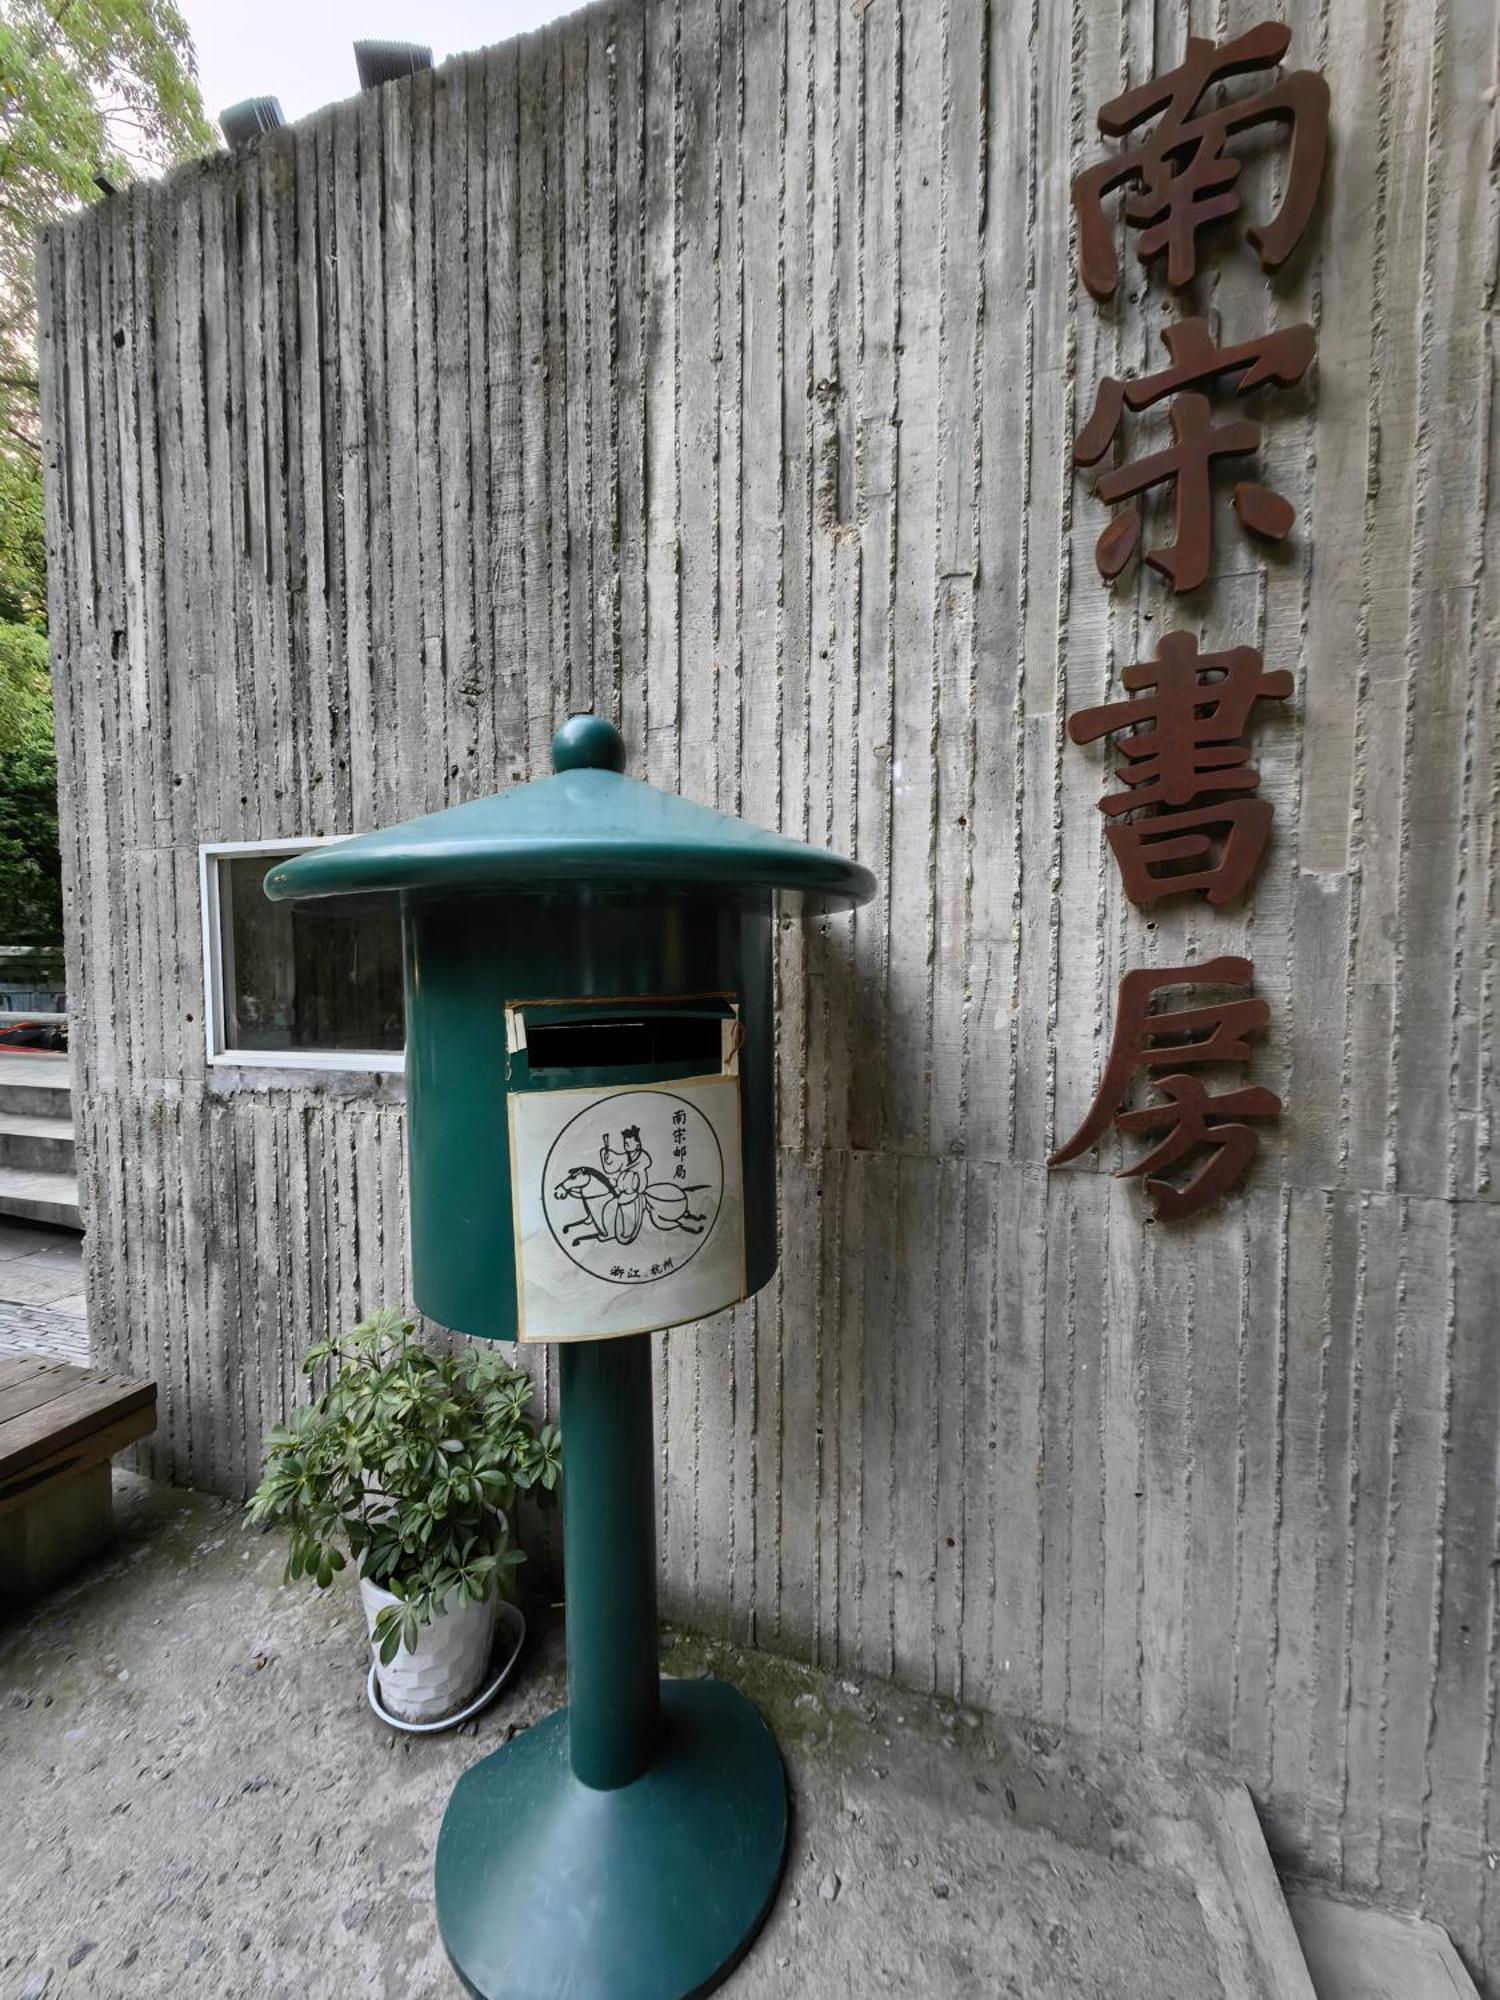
641, 1182, 710, 1236
551, 1164, 711, 1246
551, 1166, 625, 1245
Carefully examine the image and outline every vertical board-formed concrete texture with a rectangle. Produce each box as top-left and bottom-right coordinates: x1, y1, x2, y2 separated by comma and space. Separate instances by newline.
38, 0, 1500, 1984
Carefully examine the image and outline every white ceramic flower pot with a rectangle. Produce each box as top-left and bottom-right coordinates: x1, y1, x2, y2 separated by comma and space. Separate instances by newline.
359, 1574, 498, 1724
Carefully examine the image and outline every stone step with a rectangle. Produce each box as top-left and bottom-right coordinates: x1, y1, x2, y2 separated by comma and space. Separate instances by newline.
0, 1111, 75, 1174
1286, 1890, 1478, 1999
0, 1166, 82, 1232
0, 1054, 71, 1120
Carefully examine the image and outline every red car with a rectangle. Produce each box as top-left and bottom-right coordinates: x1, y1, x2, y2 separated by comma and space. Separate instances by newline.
0, 1018, 67, 1052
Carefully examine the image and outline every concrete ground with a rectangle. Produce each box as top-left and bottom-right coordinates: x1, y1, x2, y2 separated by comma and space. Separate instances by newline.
2, 1475, 1303, 2000
0, 1220, 87, 1365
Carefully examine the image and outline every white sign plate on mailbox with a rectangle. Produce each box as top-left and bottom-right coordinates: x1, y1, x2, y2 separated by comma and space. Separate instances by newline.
508, 1075, 746, 1343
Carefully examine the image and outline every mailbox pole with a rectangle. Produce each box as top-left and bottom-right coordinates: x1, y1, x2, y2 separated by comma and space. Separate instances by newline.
432, 1324, 790, 1999
557, 1335, 660, 1789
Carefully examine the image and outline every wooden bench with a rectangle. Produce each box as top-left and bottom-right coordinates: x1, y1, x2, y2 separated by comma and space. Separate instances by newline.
0, 1354, 156, 1594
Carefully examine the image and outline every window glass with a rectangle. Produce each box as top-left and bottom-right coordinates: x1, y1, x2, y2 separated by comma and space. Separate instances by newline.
219, 855, 404, 1055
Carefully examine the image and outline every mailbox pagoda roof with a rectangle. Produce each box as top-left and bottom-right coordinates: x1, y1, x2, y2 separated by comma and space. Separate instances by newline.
265, 716, 875, 911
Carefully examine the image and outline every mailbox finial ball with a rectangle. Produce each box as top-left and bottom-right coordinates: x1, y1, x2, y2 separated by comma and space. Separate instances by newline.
551, 713, 628, 775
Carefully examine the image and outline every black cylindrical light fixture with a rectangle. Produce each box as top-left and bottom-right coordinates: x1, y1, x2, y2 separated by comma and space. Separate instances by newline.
219, 98, 284, 149
354, 41, 433, 89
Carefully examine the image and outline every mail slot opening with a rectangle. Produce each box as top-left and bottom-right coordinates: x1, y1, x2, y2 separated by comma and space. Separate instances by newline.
524, 1014, 725, 1074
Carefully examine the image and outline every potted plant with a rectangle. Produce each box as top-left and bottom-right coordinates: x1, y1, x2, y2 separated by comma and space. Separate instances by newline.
248, 1308, 561, 1724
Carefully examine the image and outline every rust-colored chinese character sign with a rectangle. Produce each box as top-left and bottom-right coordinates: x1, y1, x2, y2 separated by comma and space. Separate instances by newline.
1049, 956, 1281, 1219
1074, 317, 1315, 591
1072, 21, 1330, 303
1068, 631, 1293, 906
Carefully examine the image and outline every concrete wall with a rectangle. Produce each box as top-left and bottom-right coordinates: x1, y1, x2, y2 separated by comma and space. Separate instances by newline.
39, 0, 1500, 1979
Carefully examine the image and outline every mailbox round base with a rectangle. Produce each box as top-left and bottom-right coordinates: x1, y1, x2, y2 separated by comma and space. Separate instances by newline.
434, 1677, 789, 1999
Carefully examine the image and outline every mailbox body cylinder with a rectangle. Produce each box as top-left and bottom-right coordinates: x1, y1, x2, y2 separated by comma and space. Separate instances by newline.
401, 886, 774, 1343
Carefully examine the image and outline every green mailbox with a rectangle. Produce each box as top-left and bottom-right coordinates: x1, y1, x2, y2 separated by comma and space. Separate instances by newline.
266, 714, 875, 2000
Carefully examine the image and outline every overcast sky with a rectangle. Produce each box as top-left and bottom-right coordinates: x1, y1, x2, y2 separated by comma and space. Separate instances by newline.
182, 0, 569, 131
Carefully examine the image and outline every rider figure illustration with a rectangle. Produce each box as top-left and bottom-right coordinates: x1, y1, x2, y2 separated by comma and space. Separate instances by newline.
549, 1110, 713, 1254
599, 1126, 651, 1244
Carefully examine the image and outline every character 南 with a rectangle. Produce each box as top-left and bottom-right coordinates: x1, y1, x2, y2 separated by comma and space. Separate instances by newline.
1071, 20, 1330, 303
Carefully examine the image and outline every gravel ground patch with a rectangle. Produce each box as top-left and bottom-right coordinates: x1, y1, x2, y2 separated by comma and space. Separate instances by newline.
3, 1474, 1299, 1999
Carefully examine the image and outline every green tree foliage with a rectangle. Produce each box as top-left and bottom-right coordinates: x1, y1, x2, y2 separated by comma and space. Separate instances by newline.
0, 438, 54, 932
0, 742, 61, 938
1, 0, 214, 450
0, 446, 50, 754
0, 3, 211, 942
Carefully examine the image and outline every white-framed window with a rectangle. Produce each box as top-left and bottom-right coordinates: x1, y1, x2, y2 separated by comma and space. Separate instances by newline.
199, 840, 405, 1073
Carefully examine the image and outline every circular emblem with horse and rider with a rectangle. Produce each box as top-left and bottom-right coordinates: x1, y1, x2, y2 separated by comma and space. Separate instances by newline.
542, 1089, 725, 1286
